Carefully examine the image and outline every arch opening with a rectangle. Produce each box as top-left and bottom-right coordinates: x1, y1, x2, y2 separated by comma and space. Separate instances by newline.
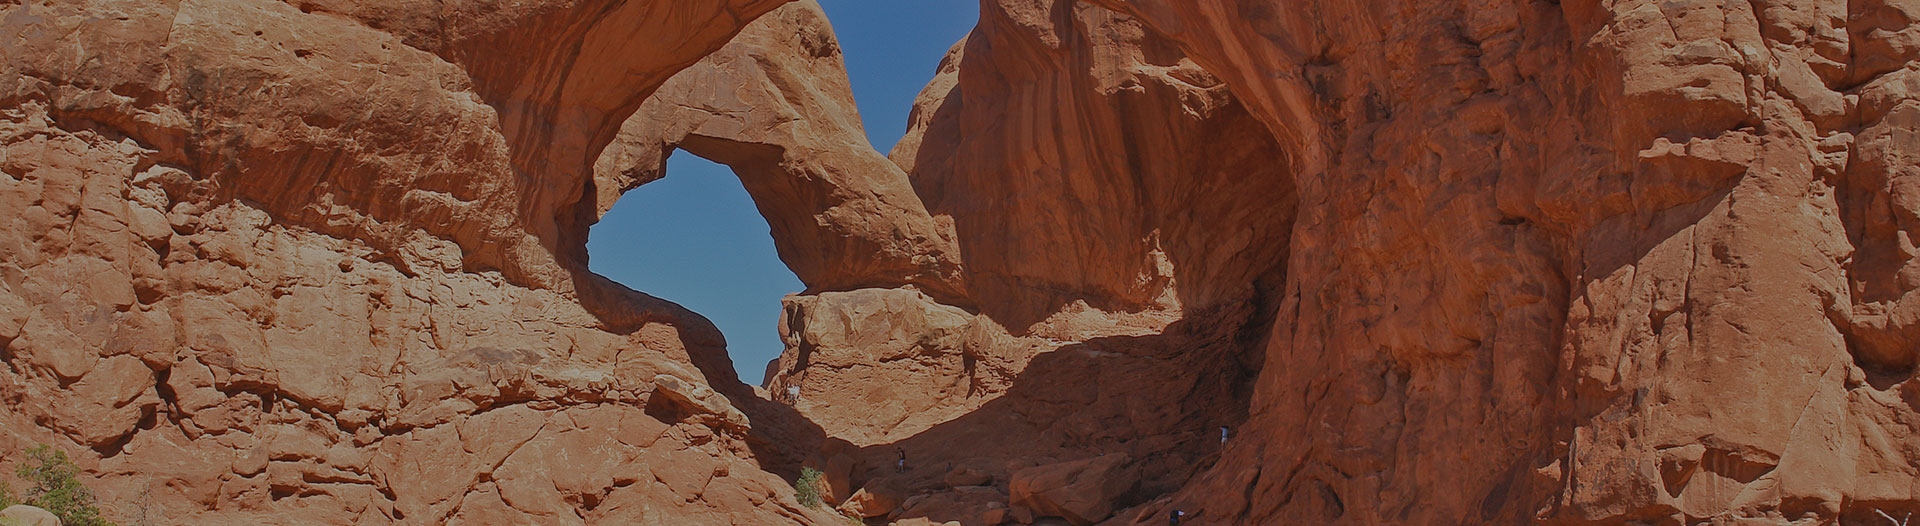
585, 150, 802, 386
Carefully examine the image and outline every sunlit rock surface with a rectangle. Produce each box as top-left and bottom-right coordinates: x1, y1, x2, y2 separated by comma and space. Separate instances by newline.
3, 0, 1919, 524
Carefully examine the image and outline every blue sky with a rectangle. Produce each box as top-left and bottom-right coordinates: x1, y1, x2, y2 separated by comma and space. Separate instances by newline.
588, 1, 980, 386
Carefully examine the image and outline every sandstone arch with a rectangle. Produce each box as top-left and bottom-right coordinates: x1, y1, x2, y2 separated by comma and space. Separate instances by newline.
588, 1, 964, 305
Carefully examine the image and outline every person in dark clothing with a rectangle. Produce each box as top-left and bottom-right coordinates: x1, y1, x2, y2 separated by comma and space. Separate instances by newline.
1170, 509, 1185, 525
895, 448, 907, 473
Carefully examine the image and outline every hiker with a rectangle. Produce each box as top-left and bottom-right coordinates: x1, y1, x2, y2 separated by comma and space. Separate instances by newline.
1170, 509, 1185, 525
895, 448, 907, 473
785, 385, 801, 405
1220, 425, 1230, 444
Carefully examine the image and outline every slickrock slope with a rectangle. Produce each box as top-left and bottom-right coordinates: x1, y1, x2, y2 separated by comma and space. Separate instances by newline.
835, 0, 1920, 524
0, 0, 903, 524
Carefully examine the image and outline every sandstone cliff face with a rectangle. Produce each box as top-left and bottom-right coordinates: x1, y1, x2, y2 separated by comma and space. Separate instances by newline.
895, 1, 1295, 332
764, 2, 1295, 522
0, 0, 890, 524
6, 0, 1920, 524
868, 0, 1920, 524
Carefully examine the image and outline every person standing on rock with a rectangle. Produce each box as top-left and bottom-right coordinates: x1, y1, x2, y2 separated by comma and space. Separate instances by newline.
895, 448, 907, 473
1170, 509, 1185, 525
1219, 425, 1230, 444
785, 385, 801, 405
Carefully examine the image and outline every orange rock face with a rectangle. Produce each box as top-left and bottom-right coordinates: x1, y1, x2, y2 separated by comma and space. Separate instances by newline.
594, 2, 964, 300
0, 0, 861, 524
5, 0, 1920, 525
865, 0, 1920, 524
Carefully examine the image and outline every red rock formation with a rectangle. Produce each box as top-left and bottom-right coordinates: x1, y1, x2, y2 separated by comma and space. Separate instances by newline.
862, 0, 1920, 524
6, 0, 1920, 524
0, 0, 887, 524
766, 2, 1293, 523
1009, 454, 1139, 525
594, 2, 964, 300
765, 0, 1286, 477
895, 1, 1295, 331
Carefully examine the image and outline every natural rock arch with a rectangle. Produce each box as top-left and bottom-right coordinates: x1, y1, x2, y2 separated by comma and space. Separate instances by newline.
586, 2, 964, 306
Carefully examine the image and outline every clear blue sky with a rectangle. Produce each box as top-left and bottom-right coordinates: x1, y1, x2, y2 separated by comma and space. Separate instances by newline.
588, 1, 979, 386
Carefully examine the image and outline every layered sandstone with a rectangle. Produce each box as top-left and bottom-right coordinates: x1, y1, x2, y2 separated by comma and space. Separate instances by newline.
4, 0, 1920, 524
0, 0, 897, 524
843, 0, 1920, 524
763, 2, 1298, 523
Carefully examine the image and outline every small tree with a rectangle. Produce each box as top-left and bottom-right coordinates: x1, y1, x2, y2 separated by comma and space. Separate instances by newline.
15, 445, 115, 526
795, 467, 825, 508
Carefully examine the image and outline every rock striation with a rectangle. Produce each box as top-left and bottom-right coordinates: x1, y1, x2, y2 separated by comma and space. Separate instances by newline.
3, 0, 1920, 524
845, 0, 1920, 524
0, 0, 879, 524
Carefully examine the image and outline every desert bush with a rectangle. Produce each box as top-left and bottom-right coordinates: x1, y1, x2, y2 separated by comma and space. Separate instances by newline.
13, 445, 114, 526
795, 467, 825, 508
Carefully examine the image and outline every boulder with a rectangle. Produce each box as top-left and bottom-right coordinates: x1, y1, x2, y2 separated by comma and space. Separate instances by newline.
649, 373, 749, 430
981, 504, 1008, 525
943, 464, 993, 487
894, 520, 961, 526
806, 449, 859, 505
898, 485, 1009, 525
0, 505, 60, 526
836, 476, 912, 519
836, 486, 902, 519
1009, 455, 1138, 525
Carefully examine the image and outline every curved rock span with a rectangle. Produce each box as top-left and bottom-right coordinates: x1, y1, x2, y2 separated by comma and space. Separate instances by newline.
1, 0, 1918, 525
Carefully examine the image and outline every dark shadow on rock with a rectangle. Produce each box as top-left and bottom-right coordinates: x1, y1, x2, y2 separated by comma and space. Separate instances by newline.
829, 302, 1272, 526
564, 260, 847, 479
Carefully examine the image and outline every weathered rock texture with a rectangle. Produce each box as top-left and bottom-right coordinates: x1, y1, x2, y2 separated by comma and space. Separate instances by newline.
763, 2, 1294, 523
7, 0, 1920, 524
0, 0, 913, 524
593, 2, 964, 301
825, 0, 1920, 524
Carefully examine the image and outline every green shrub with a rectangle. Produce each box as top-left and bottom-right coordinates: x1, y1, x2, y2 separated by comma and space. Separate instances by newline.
14, 445, 115, 526
795, 467, 824, 508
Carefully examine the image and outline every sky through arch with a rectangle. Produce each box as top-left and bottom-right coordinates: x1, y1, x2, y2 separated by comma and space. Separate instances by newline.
587, 1, 980, 385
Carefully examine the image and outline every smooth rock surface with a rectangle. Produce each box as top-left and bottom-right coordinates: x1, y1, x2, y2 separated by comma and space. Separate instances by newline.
0, 505, 59, 526
1009, 455, 1138, 525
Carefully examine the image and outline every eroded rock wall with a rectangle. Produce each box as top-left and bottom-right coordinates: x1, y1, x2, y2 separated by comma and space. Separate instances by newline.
881, 0, 1920, 524
895, 0, 1295, 332
753, 0, 1920, 524
766, 1, 1296, 522
7, 0, 1919, 524
0, 0, 889, 524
